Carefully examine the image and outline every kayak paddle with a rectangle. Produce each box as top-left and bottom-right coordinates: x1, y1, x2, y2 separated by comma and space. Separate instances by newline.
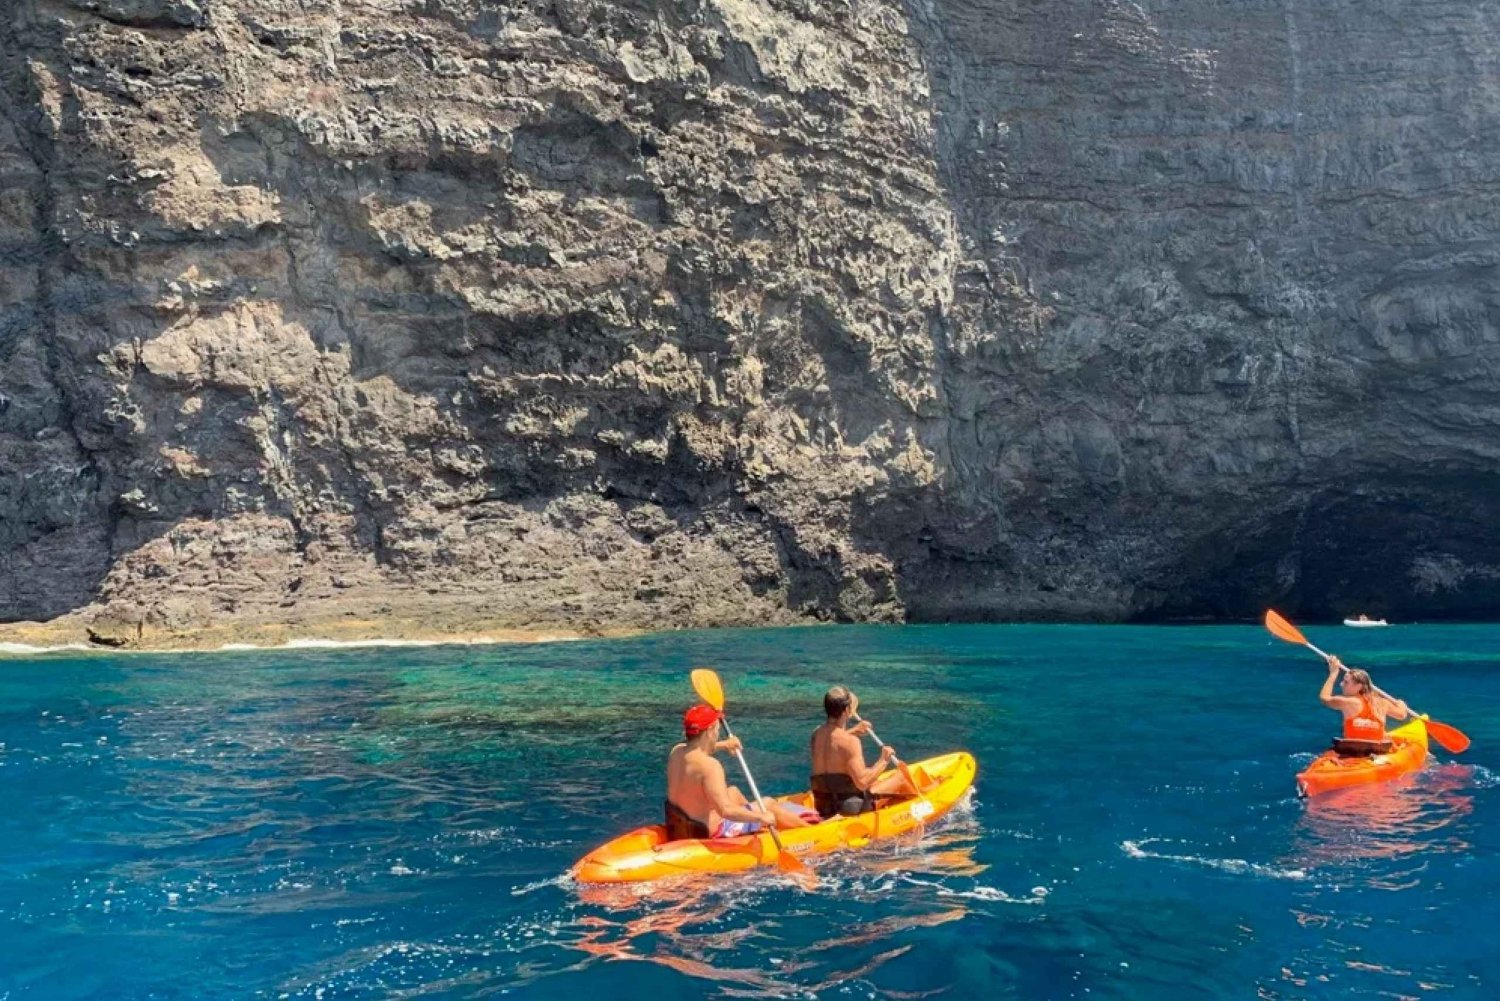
689, 667, 816, 885
1263, 610, 1470, 753
850, 713, 932, 795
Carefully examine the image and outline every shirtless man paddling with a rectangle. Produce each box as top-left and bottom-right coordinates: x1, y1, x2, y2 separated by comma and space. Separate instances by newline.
664, 704, 814, 841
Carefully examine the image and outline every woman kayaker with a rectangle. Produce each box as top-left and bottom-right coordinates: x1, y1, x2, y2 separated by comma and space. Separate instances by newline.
664, 704, 813, 841
1320, 656, 1412, 755
809, 687, 898, 818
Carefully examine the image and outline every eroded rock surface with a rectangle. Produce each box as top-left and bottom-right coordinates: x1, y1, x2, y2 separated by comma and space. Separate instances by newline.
906, 0, 1500, 620
3, 0, 1500, 645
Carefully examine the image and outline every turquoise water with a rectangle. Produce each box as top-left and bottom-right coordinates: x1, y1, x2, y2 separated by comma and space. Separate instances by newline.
1, 624, 1497, 999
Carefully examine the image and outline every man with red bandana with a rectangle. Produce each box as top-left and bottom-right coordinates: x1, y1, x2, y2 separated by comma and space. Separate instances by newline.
664, 704, 815, 841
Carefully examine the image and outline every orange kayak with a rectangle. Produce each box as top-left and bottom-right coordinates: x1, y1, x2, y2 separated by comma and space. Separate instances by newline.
1296, 718, 1428, 797
573, 751, 977, 883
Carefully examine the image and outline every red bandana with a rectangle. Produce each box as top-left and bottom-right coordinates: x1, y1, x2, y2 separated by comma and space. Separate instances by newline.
683, 704, 722, 738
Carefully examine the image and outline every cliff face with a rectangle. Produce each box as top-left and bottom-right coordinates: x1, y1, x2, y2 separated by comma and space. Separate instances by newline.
906, 0, 1500, 621
3, 0, 1500, 645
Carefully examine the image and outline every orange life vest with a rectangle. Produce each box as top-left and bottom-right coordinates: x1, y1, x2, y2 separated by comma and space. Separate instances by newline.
1343, 695, 1385, 741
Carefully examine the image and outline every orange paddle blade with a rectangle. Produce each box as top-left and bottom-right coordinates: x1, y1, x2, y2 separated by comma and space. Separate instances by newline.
1264, 609, 1310, 646
1425, 719, 1470, 754
777, 848, 816, 885
895, 760, 936, 795
690, 668, 725, 711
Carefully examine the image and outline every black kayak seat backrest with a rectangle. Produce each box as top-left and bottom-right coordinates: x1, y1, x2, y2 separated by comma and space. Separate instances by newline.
1330, 737, 1395, 757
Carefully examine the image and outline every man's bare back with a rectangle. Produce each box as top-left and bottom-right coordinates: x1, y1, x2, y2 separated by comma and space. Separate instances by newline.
666, 741, 733, 831
810, 721, 862, 778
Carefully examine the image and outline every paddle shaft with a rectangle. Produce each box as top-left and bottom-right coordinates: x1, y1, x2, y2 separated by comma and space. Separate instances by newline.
851, 713, 925, 793
851, 714, 900, 763
719, 718, 788, 846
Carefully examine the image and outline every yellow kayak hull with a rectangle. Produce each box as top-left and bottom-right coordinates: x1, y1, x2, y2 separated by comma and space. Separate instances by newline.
573, 751, 977, 883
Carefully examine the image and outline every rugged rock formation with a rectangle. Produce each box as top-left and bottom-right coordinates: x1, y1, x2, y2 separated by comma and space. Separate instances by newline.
906, 0, 1500, 621
3, 0, 1500, 646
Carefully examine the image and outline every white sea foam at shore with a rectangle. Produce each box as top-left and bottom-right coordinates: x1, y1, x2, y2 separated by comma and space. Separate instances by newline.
0, 634, 579, 659
276, 635, 581, 650
0, 642, 94, 657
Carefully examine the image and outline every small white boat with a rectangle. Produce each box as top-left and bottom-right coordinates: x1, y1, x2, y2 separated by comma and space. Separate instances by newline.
1343, 616, 1389, 627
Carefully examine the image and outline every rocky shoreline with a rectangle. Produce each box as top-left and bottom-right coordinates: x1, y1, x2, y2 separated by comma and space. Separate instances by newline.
0, 606, 616, 654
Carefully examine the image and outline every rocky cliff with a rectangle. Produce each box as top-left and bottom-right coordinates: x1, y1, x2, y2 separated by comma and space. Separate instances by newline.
3, 0, 1500, 647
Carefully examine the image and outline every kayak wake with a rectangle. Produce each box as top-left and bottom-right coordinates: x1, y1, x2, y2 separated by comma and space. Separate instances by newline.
1121, 838, 1310, 880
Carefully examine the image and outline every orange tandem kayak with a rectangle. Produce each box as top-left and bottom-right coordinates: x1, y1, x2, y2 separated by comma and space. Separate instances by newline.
1296, 718, 1428, 797
573, 751, 977, 883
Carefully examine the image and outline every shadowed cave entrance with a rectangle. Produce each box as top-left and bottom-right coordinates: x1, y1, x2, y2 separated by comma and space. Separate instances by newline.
1134, 476, 1500, 623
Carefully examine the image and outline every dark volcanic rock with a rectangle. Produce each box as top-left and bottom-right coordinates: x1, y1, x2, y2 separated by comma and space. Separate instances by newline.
2, 0, 1499, 644
901, 0, 1500, 622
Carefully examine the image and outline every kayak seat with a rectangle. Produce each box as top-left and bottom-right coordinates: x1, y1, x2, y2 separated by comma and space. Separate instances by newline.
811, 773, 875, 820
1331, 737, 1395, 757
663, 799, 711, 841
809, 794, 906, 821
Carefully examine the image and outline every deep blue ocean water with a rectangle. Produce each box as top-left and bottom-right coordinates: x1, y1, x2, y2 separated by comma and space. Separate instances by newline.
1, 624, 1497, 999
